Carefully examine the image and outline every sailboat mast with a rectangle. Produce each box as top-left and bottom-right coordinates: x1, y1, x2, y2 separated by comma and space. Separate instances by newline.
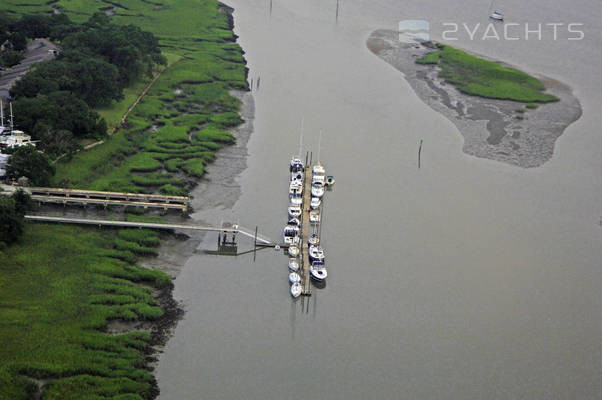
0, 99, 4, 129
317, 130, 322, 164
298, 116, 304, 158
9, 102, 14, 132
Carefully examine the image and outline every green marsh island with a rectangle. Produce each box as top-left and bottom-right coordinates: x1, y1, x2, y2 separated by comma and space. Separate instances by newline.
367, 31, 581, 168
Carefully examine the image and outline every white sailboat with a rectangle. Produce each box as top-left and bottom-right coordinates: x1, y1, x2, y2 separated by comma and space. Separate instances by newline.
488, 0, 504, 20
0, 103, 36, 149
290, 282, 302, 298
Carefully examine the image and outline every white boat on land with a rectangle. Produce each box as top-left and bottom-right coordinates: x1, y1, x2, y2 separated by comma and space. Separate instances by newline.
288, 258, 299, 271
308, 233, 320, 246
288, 245, 300, 257
0, 103, 36, 149
310, 261, 327, 281
311, 182, 325, 198
290, 282, 302, 298
310, 197, 321, 209
309, 245, 325, 262
289, 272, 301, 284
288, 205, 302, 218
489, 10, 503, 20
0, 130, 36, 149
309, 209, 321, 224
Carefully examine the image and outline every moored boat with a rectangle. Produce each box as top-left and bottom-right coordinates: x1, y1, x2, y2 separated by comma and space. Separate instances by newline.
288, 258, 300, 271
308, 233, 320, 246
309, 209, 321, 224
290, 282, 302, 298
489, 10, 503, 20
325, 175, 335, 186
310, 261, 327, 281
290, 157, 304, 173
310, 197, 321, 209
311, 182, 325, 198
288, 245, 300, 257
288, 205, 302, 218
309, 245, 325, 262
289, 272, 301, 284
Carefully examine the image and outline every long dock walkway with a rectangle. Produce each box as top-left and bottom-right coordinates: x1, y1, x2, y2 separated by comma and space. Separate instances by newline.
1, 185, 189, 212
300, 166, 312, 295
24, 215, 273, 244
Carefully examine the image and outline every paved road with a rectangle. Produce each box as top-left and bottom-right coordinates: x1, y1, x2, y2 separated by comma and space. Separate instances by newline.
0, 38, 59, 100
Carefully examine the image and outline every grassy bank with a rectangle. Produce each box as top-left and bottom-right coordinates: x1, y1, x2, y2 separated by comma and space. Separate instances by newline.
0, 0, 249, 398
1, 0, 248, 194
0, 224, 171, 399
416, 44, 558, 103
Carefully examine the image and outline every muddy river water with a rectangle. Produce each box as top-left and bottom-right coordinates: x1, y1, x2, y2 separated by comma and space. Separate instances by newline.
157, 0, 602, 398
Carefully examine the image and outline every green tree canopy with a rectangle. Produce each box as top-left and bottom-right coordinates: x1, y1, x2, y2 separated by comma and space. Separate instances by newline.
6, 146, 55, 186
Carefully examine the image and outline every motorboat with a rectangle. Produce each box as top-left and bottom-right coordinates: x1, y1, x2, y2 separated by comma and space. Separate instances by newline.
0, 130, 36, 149
283, 225, 300, 243
284, 235, 300, 246
308, 233, 320, 246
289, 181, 303, 196
288, 245, 300, 257
288, 218, 301, 227
290, 282, 302, 298
291, 171, 303, 182
310, 197, 321, 210
290, 194, 302, 206
311, 182, 325, 198
288, 205, 302, 218
312, 163, 325, 176
309, 245, 325, 262
310, 261, 328, 281
325, 175, 335, 186
289, 272, 301, 284
290, 157, 304, 173
312, 174, 325, 185
309, 209, 321, 224
489, 10, 503, 20
288, 258, 300, 271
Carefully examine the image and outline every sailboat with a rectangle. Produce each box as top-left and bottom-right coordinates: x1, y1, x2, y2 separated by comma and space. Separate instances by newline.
0, 103, 36, 149
488, 0, 504, 20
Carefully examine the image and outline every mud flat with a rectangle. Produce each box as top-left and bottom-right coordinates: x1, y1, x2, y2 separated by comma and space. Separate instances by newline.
367, 29, 582, 168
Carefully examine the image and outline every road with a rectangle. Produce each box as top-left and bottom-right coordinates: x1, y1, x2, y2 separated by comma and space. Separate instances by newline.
0, 38, 59, 100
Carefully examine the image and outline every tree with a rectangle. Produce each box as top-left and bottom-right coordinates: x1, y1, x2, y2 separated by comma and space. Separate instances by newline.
0, 197, 23, 244
6, 146, 55, 186
11, 188, 33, 215
12, 92, 107, 139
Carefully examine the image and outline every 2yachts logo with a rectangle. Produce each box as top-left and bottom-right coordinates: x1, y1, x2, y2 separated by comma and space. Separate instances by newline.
399, 20, 585, 42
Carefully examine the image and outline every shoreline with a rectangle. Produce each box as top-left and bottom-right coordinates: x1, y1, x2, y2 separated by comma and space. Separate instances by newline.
367, 30, 582, 168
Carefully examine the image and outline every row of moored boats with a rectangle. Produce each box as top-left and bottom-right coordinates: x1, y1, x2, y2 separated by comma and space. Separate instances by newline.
285, 157, 333, 298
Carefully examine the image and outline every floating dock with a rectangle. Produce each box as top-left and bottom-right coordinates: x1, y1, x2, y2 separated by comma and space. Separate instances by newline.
300, 165, 313, 296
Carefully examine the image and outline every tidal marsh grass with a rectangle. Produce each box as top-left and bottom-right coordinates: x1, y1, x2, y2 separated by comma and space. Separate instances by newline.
417, 44, 558, 103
